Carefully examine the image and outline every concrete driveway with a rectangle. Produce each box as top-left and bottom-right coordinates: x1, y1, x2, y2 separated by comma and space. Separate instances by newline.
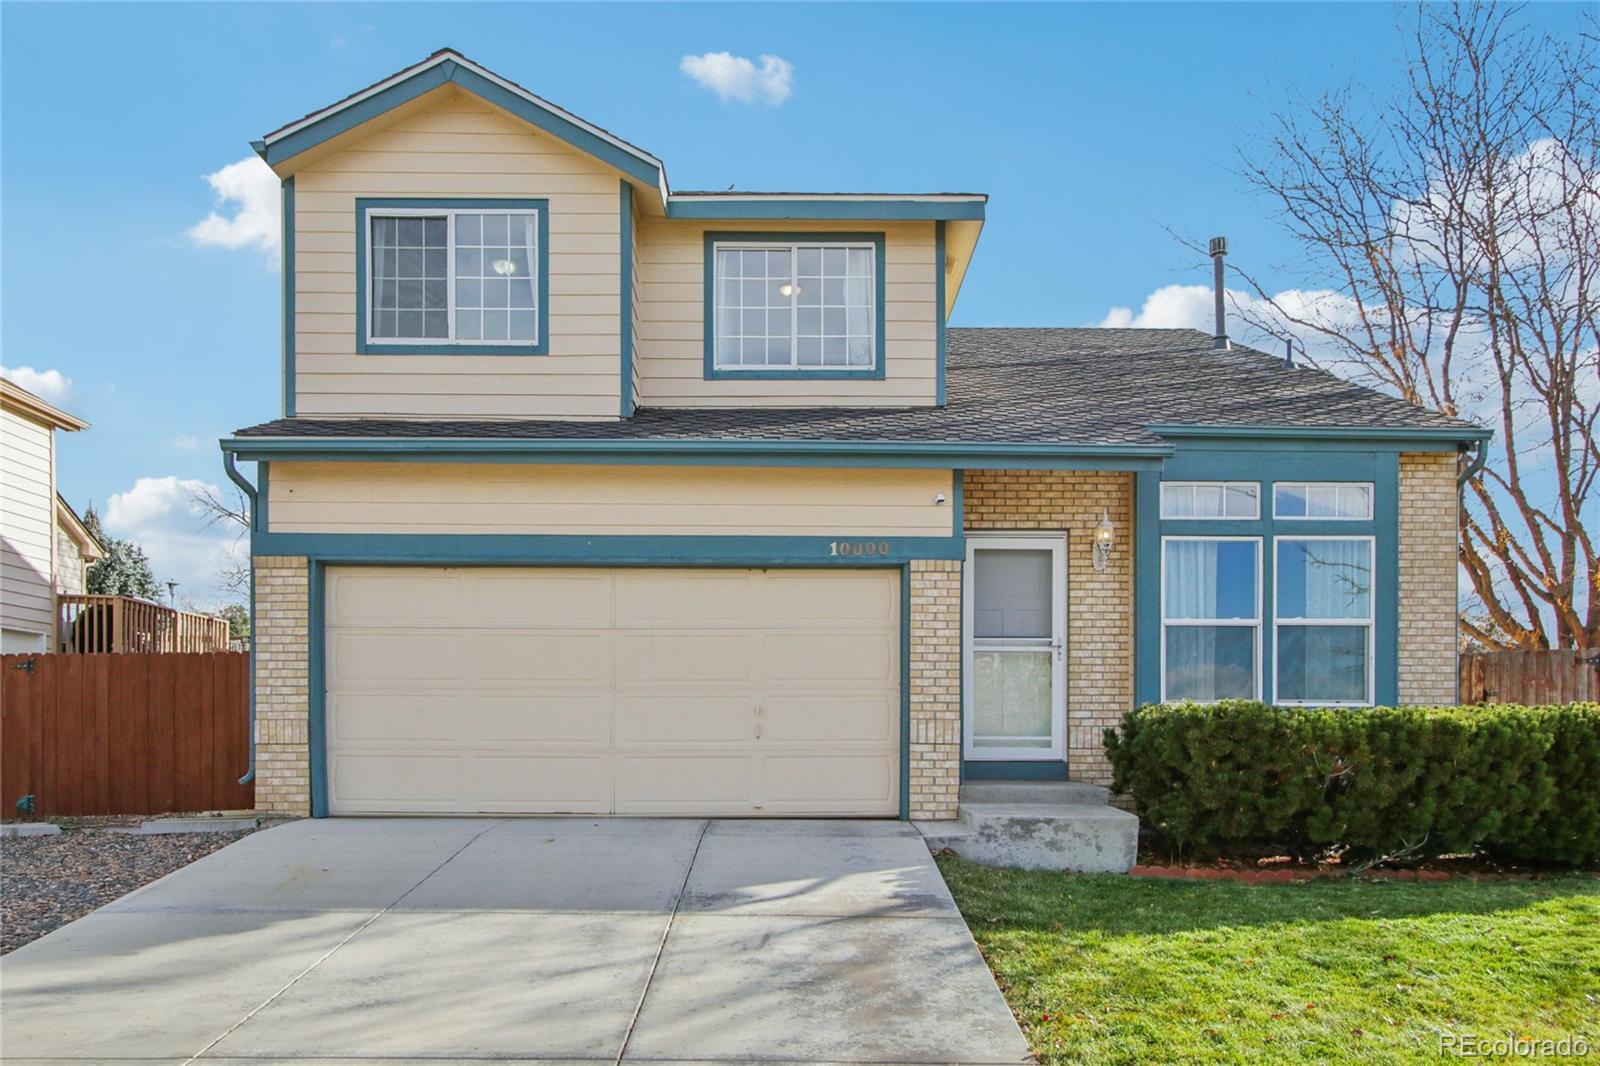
0, 818, 1031, 1065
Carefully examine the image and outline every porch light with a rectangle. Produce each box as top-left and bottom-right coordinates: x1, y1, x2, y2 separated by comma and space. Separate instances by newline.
1092, 509, 1115, 573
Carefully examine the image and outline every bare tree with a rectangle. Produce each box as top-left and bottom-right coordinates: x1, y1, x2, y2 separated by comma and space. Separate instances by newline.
190, 482, 252, 598
1232, 3, 1598, 649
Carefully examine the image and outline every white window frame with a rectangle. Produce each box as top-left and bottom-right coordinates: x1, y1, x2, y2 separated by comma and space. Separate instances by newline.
1273, 482, 1374, 521
1159, 535, 1263, 703
711, 239, 878, 372
962, 534, 1068, 762
1272, 535, 1376, 707
365, 205, 541, 347
1159, 481, 1261, 520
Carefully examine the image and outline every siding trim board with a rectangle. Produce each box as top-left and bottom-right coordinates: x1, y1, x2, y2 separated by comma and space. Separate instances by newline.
353, 197, 551, 357
282, 177, 296, 417
667, 199, 986, 221
935, 220, 947, 407
252, 532, 965, 565
619, 180, 635, 415
701, 232, 888, 382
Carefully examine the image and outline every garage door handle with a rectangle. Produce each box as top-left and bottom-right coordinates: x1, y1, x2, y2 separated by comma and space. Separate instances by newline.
755, 722, 763, 739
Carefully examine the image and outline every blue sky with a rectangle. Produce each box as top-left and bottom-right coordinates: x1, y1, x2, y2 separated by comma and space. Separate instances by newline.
0, 2, 1584, 605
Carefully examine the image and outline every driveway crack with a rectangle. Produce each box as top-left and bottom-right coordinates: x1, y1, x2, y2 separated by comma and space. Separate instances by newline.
614, 817, 711, 1066
182, 819, 510, 1064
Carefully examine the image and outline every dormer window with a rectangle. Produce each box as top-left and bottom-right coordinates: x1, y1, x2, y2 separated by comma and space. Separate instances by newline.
357, 199, 549, 355
706, 233, 885, 379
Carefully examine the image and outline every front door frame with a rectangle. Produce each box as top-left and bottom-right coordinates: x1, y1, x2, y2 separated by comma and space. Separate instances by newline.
962, 533, 1068, 763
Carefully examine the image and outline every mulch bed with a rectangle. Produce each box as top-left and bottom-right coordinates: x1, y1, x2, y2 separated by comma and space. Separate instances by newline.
1130, 848, 1592, 884
1, 828, 254, 954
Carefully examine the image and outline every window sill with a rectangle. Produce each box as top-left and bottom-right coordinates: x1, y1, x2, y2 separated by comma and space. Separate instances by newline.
357, 343, 548, 357
705, 365, 885, 381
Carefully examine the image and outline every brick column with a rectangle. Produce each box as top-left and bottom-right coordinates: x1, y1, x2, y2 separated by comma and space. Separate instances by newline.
964, 470, 1135, 785
1398, 453, 1460, 704
908, 559, 961, 820
254, 556, 311, 816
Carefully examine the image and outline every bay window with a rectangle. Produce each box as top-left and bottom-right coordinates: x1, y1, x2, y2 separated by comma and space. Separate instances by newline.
1161, 537, 1261, 702
1274, 537, 1375, 705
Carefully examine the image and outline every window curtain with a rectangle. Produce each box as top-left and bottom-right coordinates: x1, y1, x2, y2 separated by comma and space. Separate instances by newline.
1164, 540, 1221, 618
1283, 540, 1371, 619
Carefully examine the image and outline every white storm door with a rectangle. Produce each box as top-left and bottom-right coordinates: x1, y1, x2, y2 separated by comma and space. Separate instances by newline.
963, 536, 1067, 761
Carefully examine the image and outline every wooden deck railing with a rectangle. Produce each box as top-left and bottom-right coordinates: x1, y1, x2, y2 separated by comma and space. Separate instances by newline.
57, 595, 232, 654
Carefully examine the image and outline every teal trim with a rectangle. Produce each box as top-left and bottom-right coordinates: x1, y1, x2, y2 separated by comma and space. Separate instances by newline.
282, 178, 295, 417
951, 468, 964, 534
253, 532, 965, 565
308, 560, 328, 817
702, 232, 887, 381
354, 197, 549, 356
619, 181, 635, 416
256, 462, 270, 535
963, 760, 1068, 781
900, 562, 912, 821
1150, 423, 1491, 445
1133, 446, 1402, 708
668, 198, 985, 221
934, 221, 947, 407
221, 436, 1174, 470
263, 57, 666, 189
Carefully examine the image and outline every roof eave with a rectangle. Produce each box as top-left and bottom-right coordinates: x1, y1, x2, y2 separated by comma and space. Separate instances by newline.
0, 379, 88, 431
1148, 422, 1493, 445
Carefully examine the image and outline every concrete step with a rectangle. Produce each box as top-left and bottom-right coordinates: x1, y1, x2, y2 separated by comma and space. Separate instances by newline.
946, 801, 1139, 873
959, 781, 1111, 805
912, 820, 974, 853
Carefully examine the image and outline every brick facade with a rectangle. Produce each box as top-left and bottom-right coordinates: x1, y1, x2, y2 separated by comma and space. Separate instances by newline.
1398, 453, 1460, 704
254, 556, 311, 815
908, 559, 961, 819
963, 470, 1136, 785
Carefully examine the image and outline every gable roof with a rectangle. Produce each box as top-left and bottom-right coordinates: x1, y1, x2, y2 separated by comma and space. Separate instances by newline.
1, 376, 88, 432
257, 49, 669, 193
227, 329, 1487, 460
56, 494, 105, 561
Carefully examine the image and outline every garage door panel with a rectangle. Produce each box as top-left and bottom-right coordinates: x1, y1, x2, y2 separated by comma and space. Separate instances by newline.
469, 572, 612, 626
331, 632, 465, 682
470, 632, 613, 683
615, 754, 753, 812
616, 695, 753, 746
761, 754, 897, 812
616, 633, 755, 684
327, 566, 900, 816
760, 571, 897, 624
615, 571, 754, 626
328, 571, 463, 626
470, 694, 612, 745
763, 694, 897, 744
762, 633, 897, 683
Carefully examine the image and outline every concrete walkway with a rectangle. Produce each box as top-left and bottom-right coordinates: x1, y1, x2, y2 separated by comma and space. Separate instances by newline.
0, 818, 1032, 1065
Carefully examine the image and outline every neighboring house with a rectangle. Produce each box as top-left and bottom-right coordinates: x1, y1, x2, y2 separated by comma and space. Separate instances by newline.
1, 377, 99, 653
221, 50, 1487, 820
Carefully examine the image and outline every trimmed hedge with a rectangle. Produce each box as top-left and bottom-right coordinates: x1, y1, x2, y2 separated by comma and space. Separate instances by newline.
1104, 701, 1600, 866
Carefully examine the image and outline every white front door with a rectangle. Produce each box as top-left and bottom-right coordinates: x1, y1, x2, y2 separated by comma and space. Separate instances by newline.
962, 536, 1067, 762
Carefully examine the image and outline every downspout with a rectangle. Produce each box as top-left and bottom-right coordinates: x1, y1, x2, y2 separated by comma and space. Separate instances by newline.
223, 449, 258, 785
1458, 438, 1488, 486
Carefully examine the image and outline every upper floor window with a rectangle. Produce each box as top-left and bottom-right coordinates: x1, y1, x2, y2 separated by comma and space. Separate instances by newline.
1160, 481, 1259, 520
1274, 482, 1373, 520
361, 201, 546, 353
711, 240, 879, 372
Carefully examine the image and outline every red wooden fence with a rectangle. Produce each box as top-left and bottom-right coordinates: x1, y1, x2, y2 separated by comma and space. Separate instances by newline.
1459, 649, 1600, 705
0, 652, 252, 818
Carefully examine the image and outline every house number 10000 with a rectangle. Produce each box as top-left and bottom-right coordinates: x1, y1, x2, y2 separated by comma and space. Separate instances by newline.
830, 540, 891, 558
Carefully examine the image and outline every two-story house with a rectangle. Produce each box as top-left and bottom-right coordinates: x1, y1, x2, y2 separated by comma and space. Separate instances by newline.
222, 50, 1487, 825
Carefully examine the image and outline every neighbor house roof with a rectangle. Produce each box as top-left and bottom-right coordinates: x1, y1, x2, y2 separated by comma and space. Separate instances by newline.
1, 377, 88, 432
229, 329, 1487, 456
55, 494, 105, 562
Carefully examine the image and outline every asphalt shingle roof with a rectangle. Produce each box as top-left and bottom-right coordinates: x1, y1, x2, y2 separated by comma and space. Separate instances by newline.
234, 328, 1483, 445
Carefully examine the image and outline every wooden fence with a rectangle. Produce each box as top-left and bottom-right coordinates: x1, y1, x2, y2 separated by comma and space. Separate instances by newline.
57, 595, 232, 654
0, 652, 252, 818
1459, 649, 1600, 705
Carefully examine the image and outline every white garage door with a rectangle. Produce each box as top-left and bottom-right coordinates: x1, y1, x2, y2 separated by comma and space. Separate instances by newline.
325, 566, 901, 816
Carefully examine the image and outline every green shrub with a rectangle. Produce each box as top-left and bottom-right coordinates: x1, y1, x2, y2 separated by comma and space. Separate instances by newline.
1103, 701, 1598, 866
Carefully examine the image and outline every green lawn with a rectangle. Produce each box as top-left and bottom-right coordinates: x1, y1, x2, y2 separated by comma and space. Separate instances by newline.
937, 857, 1599, 1065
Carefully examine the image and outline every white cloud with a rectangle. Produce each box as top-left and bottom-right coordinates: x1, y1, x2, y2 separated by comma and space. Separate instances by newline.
103, 476, 245, 608
186, 156, 280, 257
168, 434, 202, 451
1097, 283, 1368, 366
680, 51, 793, 105
0, 365, 73, 403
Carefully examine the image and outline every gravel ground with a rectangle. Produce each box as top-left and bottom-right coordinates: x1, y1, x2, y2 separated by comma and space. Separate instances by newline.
1, 828, 254, 954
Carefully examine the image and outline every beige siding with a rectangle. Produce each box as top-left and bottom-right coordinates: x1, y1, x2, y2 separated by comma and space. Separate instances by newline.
1398, 452, 1460, 704
629, 203, 642, 411
1, 407, 55, 642
267, 462, 954, 537
292, 88, 624, 420
635, 218, 940, 407
55, 521, 87, 596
